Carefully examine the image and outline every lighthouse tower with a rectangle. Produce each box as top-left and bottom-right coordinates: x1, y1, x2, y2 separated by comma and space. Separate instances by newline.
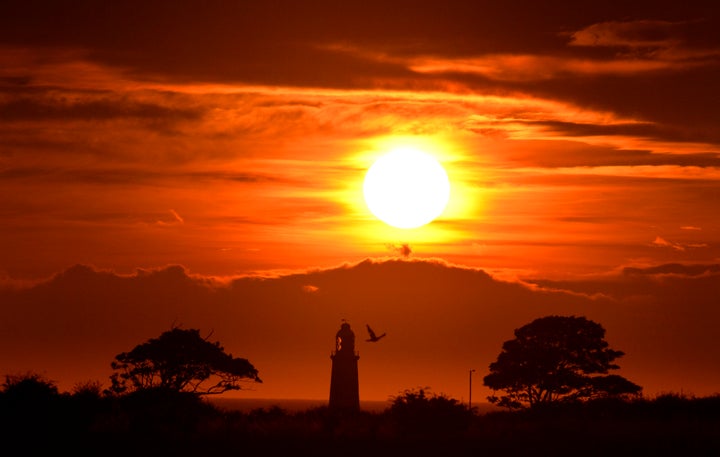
329, 322, 360, 411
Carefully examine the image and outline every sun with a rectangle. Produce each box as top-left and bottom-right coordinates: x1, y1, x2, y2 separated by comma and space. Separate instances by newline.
363, 147, 451, 229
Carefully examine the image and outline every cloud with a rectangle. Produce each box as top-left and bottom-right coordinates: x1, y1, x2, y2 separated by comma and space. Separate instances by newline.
565, 19, 720, 95
0, 2, 569, 88
1, 3, 719, 147
524, 120, 720, 150
467, 137, 720, 170
0, 259, 595, 400
0, 167, 289, 187
3, 44, 718, 166
409, 54, 690, 81
569, 20, 683, 48
156, 209, 184, 226
650, 236, 707, 252
400, 19, 719, 86
387, 243, 412, 258
0, 90, 205, 123
622, 263, 720, 277
2, 258, 720, 400
527, 262, 720, 305
651, 236, 685, 251
568, 19, 720, 60
169, 209, 184, 224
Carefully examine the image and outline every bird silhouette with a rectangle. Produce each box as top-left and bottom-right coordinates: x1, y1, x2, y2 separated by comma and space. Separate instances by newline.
366, 324, 386, 342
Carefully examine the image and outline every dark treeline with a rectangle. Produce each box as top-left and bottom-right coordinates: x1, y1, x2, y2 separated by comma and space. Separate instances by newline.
2, 318, 717, 455
1, 375, 719, 457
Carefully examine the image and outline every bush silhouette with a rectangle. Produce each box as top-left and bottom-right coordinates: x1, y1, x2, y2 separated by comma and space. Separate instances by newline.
2, 372, 59, 401
0, 372, 66, 439
387, 388, 472, 436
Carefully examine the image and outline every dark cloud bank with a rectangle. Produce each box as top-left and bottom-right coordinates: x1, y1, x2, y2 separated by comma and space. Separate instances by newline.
3, 1, 719, 142
2, 258, 719, 399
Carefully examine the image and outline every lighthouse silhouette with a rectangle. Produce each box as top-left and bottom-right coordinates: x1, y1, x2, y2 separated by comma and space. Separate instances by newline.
329, 321, 360, 411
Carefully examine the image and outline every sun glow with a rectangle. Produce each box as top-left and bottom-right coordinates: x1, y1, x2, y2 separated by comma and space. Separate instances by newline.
363, 147, 451, 229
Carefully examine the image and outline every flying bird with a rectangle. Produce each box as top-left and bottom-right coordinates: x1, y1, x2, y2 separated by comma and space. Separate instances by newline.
366, 324, 386, 342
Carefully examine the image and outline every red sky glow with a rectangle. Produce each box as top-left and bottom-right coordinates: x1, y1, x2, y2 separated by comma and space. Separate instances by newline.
1, 1, 719, 402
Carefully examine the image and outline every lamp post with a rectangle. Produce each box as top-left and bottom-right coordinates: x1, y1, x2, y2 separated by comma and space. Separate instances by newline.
468, 369, 476, 410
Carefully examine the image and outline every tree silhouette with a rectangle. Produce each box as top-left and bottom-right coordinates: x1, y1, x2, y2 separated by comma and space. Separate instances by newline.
483, 315, 641, 409
109, 327, 261, 395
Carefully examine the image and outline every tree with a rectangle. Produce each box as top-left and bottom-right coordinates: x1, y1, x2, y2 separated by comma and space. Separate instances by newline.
483, 315, 641, 409
109, 327, 261, 396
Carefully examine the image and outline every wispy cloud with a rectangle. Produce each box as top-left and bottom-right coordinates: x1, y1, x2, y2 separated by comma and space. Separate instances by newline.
301, 284, 319, 293
156, 209, 184, 226
568, 19, 720, 64
0, 91, 205, 123
652, 235, 684, 251
409, 54, 690, 81
651, 236, 707, 252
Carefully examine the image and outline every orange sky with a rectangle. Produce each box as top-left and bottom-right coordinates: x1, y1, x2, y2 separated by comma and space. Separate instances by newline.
1, 1, 719, 402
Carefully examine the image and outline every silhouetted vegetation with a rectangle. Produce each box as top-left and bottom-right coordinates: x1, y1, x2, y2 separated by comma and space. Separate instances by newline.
109, 327, 261, 395
484, 315, 641, 408
387, 388, 473, 436
2, 318, 718, 455
1, 373, 718, 456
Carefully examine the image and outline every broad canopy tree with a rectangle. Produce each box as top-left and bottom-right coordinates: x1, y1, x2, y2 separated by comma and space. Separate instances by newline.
110, 327, 261, 396
483, 315, 641, 409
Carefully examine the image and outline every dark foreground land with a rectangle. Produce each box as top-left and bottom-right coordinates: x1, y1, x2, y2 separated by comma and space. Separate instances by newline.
1, 388, 719, 457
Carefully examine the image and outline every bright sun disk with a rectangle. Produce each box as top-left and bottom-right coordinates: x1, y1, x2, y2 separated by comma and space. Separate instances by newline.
363, 147, 450, 229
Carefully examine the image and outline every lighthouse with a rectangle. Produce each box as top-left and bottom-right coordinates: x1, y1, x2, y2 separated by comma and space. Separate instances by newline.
329, 321, 360, 412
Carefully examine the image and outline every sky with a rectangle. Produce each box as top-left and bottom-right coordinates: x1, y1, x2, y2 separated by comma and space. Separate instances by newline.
1, 1, 719, 402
